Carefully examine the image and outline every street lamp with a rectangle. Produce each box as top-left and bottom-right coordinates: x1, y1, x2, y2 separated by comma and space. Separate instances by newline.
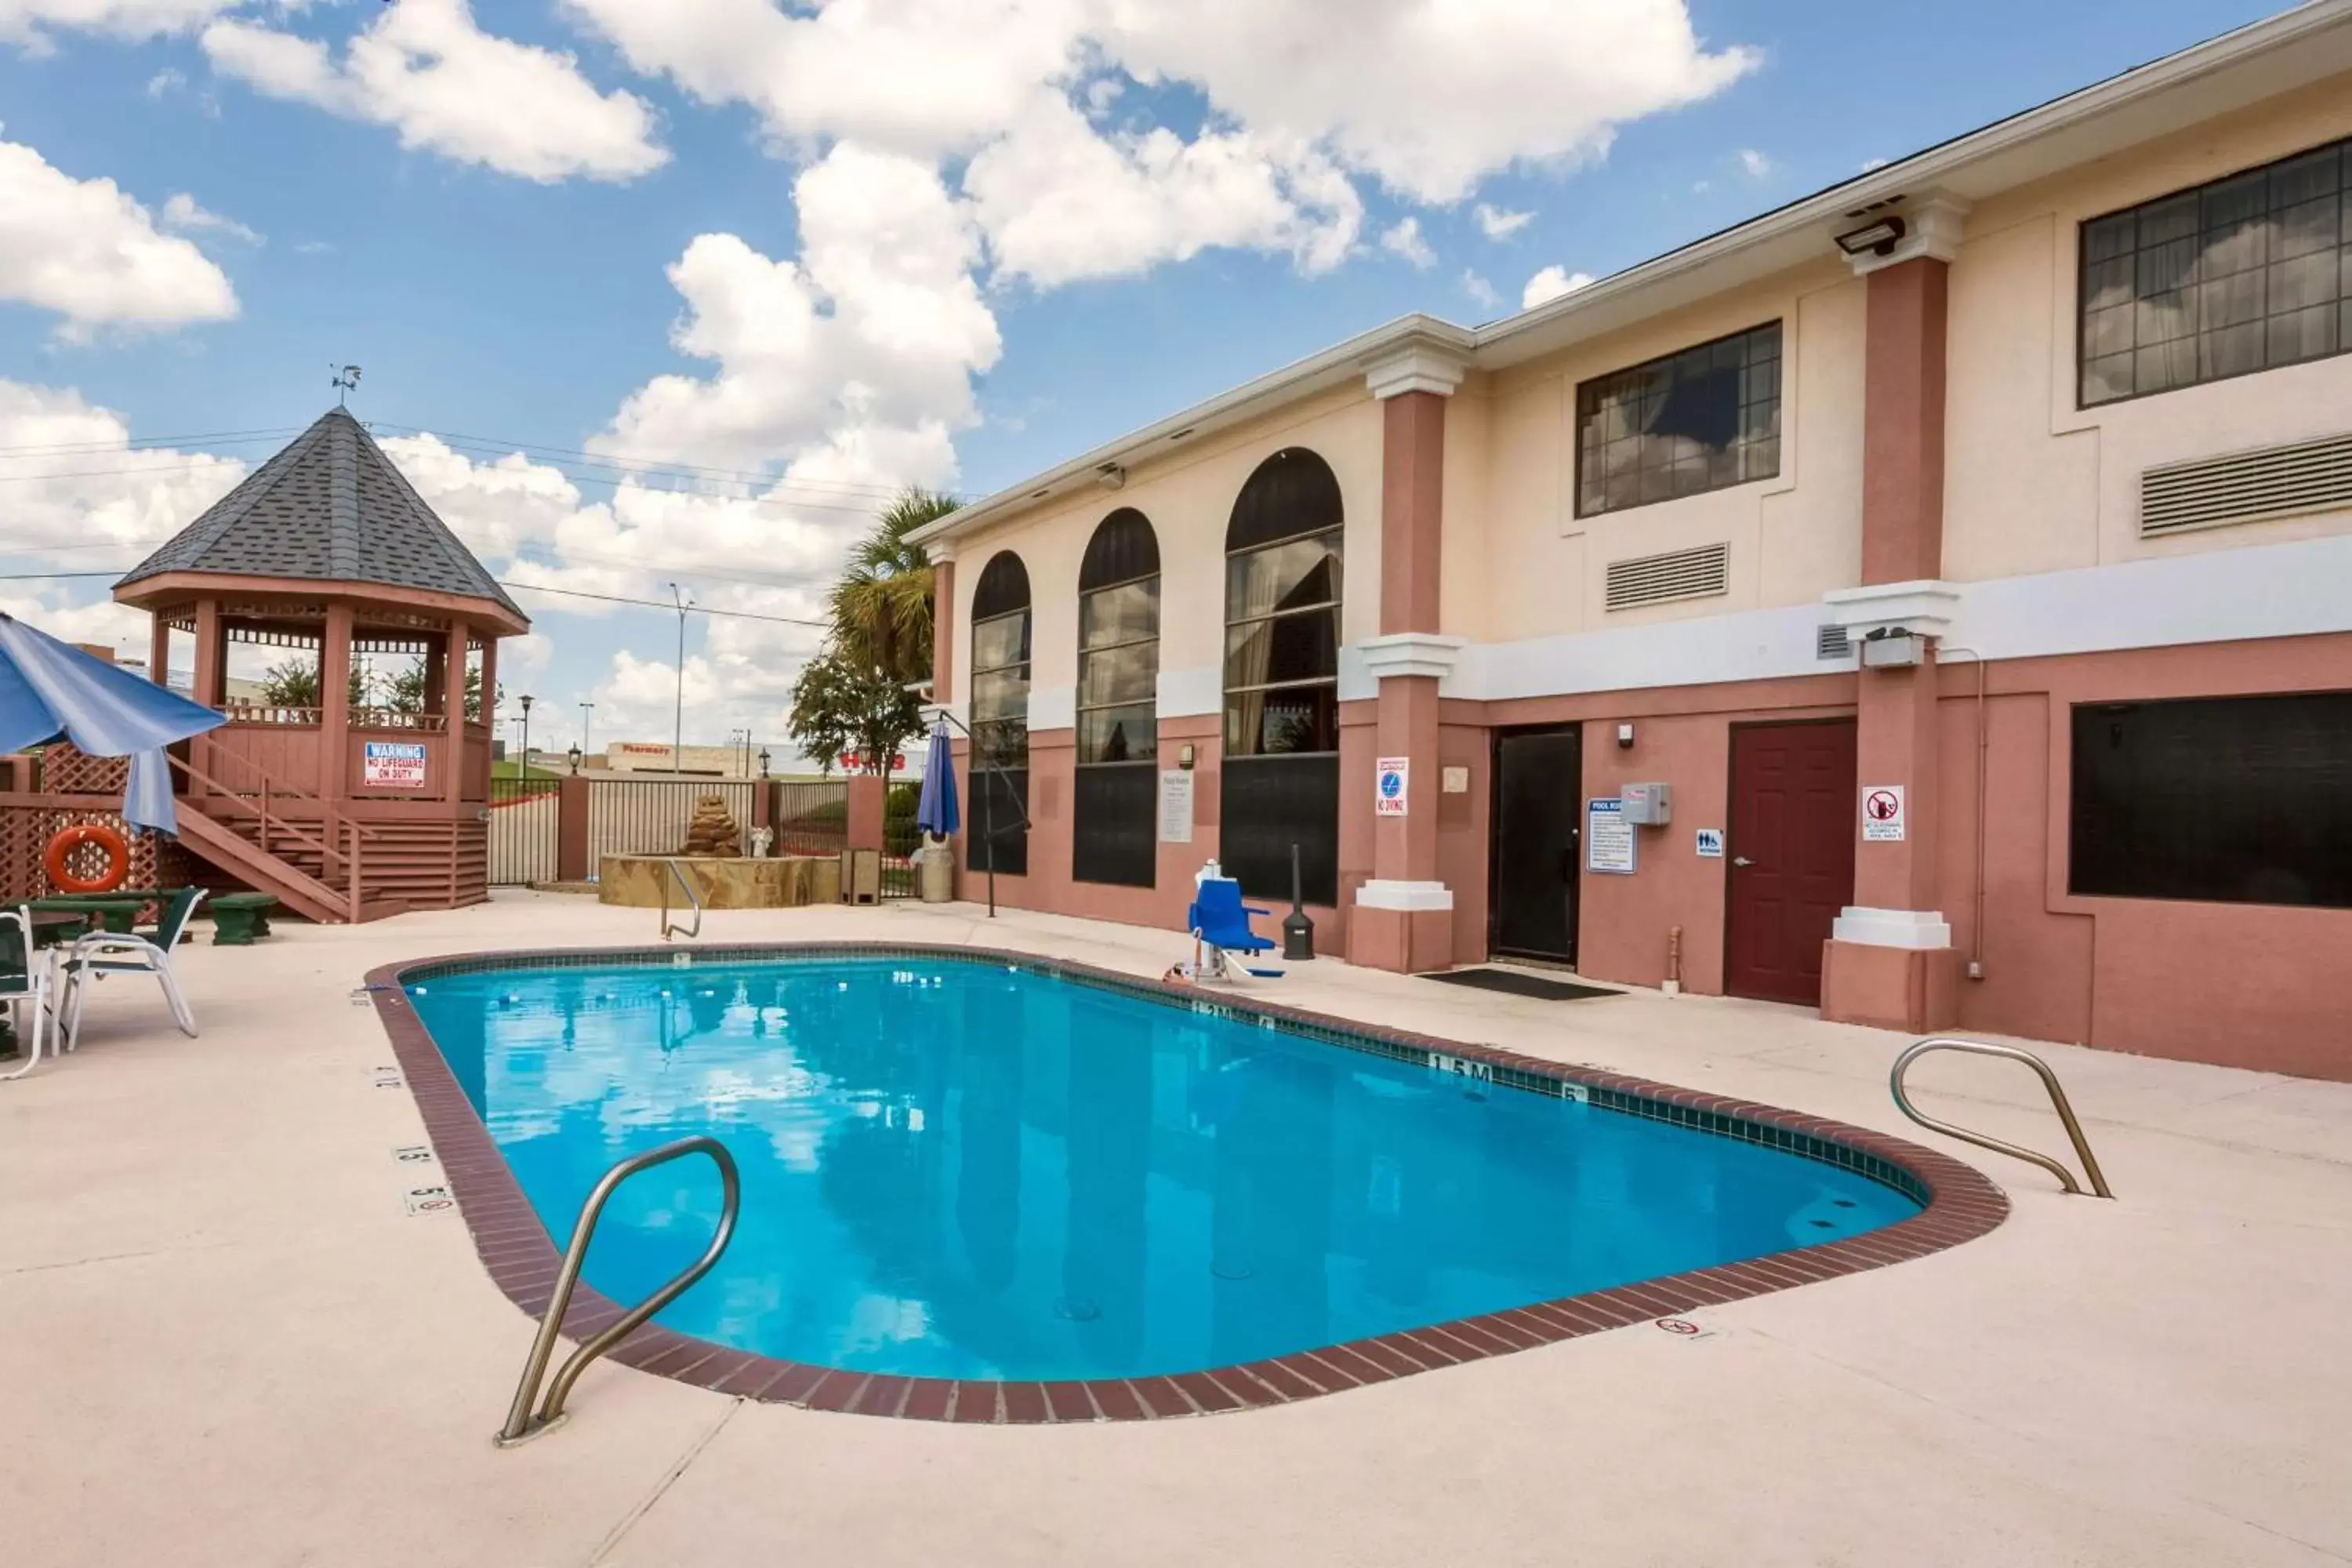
579, 699, 594, 756
757, 746, 771, 778
566, 743, 582, 775
518, 693, 535, 774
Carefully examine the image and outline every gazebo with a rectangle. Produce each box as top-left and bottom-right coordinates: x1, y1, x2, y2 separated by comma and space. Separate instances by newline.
101, 406, 530, 920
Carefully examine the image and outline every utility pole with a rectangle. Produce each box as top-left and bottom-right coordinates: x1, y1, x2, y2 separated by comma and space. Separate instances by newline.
668, 583, 689, 777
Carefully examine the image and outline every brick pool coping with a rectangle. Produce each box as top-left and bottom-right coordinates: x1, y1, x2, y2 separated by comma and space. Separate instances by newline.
366, 941, 2011, 1424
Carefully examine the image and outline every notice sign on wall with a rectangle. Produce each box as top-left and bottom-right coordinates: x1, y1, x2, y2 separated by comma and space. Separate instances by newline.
1587, 798, 1636, 875
1861, 784, 1907, 842
1374, 757, 1410, 817
362, 740, 427, 789
1157, 769, 1195, 844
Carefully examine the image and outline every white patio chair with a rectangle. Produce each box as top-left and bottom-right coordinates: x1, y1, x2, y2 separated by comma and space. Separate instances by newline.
57, 886, 205, 1051
1, 906, 53, 1082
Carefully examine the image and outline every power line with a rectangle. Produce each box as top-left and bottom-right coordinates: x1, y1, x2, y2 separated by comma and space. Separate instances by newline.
0, 425, 303, 457
499, 580, 829, 627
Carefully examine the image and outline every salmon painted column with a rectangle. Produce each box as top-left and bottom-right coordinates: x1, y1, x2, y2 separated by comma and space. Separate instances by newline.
1820, 197, 1969, 1033
1347, 345, 1468, 974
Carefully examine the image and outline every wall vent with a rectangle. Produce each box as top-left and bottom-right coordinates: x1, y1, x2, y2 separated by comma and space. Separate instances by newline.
1817, 624, 1853, 660
2140, 431, 2352, 538
1604, 542, 1730, 612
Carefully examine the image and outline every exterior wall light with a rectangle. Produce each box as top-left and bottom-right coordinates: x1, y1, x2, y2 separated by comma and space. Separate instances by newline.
1616, 723, 1635, 750
1178, 742, 1196, 770
1860, 630, 1926, 668
1834, 216, 1907, 257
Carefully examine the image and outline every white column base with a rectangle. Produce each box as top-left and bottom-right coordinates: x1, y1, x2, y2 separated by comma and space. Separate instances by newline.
1830, 906, 1952, 949
1355, 880, 1454, 913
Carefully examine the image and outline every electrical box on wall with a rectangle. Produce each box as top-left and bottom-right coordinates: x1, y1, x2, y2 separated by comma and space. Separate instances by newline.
1621, 782, 1674, 826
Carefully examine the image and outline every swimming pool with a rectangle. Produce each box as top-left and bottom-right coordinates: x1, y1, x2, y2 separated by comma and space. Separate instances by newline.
380, 945, 2003, 1418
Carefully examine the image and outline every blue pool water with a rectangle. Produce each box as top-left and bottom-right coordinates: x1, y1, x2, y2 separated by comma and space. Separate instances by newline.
407, 953, 1918, 1381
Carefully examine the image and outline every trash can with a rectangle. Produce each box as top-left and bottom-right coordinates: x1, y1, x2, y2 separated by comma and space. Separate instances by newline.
840, 848, 881, 906
919, 834, 953, 902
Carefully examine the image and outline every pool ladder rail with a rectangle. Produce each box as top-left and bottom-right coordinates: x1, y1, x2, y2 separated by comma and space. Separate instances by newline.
1890, 1037, 2114, 1199
495, 1135, 741, 1447
659, 858, 702, 942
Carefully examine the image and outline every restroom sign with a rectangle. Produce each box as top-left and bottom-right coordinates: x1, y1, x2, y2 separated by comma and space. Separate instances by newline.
1862, 785, 1907, 842
1374, 757, 1410, 817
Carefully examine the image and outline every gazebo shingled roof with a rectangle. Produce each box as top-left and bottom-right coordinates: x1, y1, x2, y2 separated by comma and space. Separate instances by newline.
116, 405, 523, 619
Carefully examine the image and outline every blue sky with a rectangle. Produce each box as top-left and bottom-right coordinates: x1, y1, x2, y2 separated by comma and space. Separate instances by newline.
0, 0, 2285, 757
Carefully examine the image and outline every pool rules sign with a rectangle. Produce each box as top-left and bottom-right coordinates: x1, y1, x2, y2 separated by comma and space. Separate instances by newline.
1862, 784, 1906, 842
1374, 757, 1409, 817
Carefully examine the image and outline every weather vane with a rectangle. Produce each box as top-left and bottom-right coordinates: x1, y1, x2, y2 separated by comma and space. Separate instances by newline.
331, 364, 362, 406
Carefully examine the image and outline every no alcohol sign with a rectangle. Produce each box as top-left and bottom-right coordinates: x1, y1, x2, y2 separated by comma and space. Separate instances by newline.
1861, 784, 1907, 843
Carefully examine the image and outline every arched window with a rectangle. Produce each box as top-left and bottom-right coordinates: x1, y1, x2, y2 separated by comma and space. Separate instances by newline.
967, 550, 1031, 875
1221, 448, 1343, 904
1074, 508, 1160, 887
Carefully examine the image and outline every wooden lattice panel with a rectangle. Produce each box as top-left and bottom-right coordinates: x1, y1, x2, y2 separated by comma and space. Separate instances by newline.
0, 802, 187, 916
38, 745, 129, 797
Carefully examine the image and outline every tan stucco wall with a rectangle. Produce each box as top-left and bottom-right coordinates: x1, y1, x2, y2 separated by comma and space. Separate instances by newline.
1457, 263, 1867, 646
942, 386, 1384, 709
1944, 74, 2352, 583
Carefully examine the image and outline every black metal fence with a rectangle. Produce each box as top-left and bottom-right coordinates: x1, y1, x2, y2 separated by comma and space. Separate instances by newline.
488, 775, 562, 885
585, 777, 759, 866
881, 780, 922, 898
771, 780, 849, 858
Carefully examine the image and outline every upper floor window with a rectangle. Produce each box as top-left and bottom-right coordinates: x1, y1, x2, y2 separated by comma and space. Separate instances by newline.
967, 550, 1031, 875
2081, 136, 2350, 407
1575, 321, 1781, 518
1225, 449, 1343, 758
1076, 508, 1160, 766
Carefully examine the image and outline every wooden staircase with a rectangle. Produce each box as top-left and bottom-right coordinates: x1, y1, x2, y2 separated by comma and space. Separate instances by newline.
167, 738, 489, 924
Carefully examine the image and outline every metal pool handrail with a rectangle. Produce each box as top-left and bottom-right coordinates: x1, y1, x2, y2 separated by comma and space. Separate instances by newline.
1890, 1038, 2114, 1198
659, 858, 701, 942
495, 1135, 741, 1446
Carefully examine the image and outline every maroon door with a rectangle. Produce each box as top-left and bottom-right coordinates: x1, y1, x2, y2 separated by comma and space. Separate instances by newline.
1726, 720, 1857, 1006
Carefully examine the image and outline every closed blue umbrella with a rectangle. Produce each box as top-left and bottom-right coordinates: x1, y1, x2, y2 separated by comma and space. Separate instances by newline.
914, 719, 959, 837
0, 612, 227, 833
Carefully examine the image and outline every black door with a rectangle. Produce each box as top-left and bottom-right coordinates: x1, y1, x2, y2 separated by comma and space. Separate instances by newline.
1491, 728, 1582, 963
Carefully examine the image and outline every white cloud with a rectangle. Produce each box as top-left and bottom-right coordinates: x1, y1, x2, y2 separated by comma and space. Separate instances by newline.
0, 139, 238, 336
201, 0, 666, 183
561, 0, 1754, 280
595, 143, 1000, 475
1860, 156, 1889, 172
1474, 203, 1533, 241
1379, 216, 1435, 269
161, 191, 261, 244
1737, 147, 1772, 178
146, 66, 186, 96
0, 0, 233, 51
965, 94, 1360, 286
1523, 264, 1595, 309
1104, 0, 1758, 204
1459, 270, 1500, 310
0, 379, 246, 568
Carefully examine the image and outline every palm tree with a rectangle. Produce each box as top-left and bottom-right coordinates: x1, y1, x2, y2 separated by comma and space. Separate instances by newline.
828, 487, 960, 686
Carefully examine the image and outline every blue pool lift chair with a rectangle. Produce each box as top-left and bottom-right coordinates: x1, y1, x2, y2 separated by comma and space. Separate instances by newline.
1186, 876, 1278, 980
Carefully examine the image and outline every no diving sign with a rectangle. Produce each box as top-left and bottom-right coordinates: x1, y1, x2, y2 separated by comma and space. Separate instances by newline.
1862, 784, 1906, 842
1374, 757, 1409, 818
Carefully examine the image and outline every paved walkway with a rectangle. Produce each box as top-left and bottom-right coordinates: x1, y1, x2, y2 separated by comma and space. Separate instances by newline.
2, 892, 2347, 1566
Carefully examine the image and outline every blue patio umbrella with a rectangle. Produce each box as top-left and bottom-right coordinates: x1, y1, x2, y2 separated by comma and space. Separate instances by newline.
0, 612, 227, 834
914, 719, 960, 837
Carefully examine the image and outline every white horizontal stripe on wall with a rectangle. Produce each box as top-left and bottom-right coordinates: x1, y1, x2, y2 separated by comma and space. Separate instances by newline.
1156, 666, 1222, 718
1321, 532, 2352, 705
1026, 684, 1076, 732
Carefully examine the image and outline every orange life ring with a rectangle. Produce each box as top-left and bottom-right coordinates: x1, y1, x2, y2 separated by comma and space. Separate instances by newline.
45, 822, 130, 894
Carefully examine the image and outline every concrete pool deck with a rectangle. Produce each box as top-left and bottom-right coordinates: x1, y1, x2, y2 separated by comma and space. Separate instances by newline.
2, 891, 2347, 1566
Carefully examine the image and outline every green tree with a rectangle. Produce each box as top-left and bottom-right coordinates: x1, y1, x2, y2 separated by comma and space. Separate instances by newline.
256, 658, 362, 709
827, 487, 959, 686
383, 659, 495, 719
786, 654, 924, 776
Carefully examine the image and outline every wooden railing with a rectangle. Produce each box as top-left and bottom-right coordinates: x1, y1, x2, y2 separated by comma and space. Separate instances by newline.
180, 734, 382, 921
222, 704, 323, 728
350, 707, 448, 732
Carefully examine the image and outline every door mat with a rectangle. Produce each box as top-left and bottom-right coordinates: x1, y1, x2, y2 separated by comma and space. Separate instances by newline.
1422, 968, 1622, 1001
